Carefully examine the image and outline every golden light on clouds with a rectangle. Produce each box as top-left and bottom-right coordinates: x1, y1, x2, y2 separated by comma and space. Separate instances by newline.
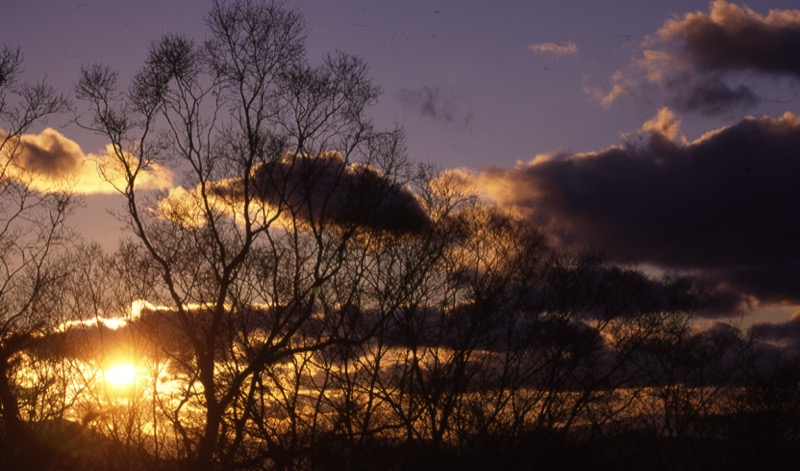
587, 71, 633, 108
642, 107, 683, 142
154, 183, 274, 230
58, 315, 130, 331
1, 128, 173, 194
692, 111, 800, 145
655, 0, 800, 42
155, 186, 210, 229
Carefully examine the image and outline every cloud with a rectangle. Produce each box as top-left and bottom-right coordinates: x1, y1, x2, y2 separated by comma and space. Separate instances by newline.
155, 186, 210, 229
396, 86, 473, 126
669, 75, 760, 116
47, 301, 366, 364
655, 0, 800, 77
7, 127, 83, 177
599, 0, 800, 114
469, 110, 800, 313
1, 128, 173, 194
641, 107, 682, 141
752, 311, 800, 353
539, 258, 701, 320
528, 41, 579, 56
208, 151, 431, 235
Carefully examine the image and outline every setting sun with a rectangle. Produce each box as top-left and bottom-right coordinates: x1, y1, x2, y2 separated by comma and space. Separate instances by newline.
2, 0, 800, 469
104, 363, 137, 389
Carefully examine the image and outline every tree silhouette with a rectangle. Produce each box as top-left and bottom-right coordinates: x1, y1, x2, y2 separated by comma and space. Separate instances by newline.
0, 2, 797, 470
76, 1, 426, 469
0, 43, 70, 468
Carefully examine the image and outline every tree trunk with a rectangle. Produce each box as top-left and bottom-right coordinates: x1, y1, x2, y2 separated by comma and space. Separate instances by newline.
0, 344, 51, 469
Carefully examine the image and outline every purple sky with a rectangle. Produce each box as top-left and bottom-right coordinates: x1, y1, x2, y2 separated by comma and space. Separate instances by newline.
3, 0, 800, 324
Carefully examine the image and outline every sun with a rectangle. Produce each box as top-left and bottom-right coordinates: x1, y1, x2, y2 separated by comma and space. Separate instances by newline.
104, 363, 137, 389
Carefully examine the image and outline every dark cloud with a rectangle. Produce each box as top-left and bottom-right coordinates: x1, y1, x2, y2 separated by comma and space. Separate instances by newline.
660, 0, 800, 78
669, 75, 760, 116
601, 1, 800, 114
215, 152, 431, 235
474, 111, 800, 311
396, 86, 473, 126
5, 127, 82, 177
534, 254, 702, 320
716, 262, 800, 306
752, 312, 800, 353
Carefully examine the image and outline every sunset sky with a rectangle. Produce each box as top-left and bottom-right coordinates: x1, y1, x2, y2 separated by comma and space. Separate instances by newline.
2, 0, 799, 325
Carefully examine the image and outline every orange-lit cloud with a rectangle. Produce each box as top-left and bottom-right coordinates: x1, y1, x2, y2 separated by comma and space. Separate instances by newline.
155, 186, 212, 229
641, 107, 682, 142
528, 41, 579, 56
1, 128, 173, 194
59, 315, 131, 332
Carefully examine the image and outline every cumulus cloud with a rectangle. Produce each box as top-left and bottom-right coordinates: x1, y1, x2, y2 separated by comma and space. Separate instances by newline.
396, 86, 473, 126
655, 0, 800, 77
599, 0, 800, 114
207, 151, 431, 235
1, 128, 173, 194
468, 110, 800, 313
528, 41, 579, 56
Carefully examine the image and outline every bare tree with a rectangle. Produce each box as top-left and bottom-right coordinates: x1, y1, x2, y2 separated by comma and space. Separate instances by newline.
75, 1, 428, 469
65, 2, 796, 470
0, 44, 71, 468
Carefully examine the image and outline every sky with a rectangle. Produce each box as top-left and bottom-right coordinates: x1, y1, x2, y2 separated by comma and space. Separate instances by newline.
2, 0, 800, 325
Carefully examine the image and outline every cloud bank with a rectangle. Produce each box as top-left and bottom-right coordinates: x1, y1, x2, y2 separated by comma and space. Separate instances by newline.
466, 109, 800, 313
1, 128, 173, 194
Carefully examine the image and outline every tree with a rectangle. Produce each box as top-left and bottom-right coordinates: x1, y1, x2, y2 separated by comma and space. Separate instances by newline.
0, 44, 71, 468
65, 2, 800, 470
76, 1, 427, 469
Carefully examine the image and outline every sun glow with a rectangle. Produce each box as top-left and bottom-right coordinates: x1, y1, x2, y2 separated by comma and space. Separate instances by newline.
104, 363, 137, 389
